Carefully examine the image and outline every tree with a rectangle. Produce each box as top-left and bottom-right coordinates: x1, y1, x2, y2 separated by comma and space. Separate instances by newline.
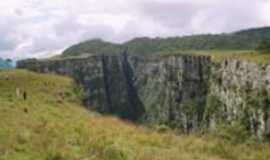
5, 59, 13, 67
5, 58, 12, 64
256, 39, 270, 53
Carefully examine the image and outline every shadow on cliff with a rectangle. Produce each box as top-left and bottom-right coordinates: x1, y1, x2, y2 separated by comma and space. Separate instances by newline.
120, 50, 145, 121
74, 49, 145, 122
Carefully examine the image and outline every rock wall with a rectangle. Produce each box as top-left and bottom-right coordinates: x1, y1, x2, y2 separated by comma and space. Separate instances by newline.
207, 60, 270, 138
17, 54, 270, 138
131, 55, 211, 132
17, 55, 145, 121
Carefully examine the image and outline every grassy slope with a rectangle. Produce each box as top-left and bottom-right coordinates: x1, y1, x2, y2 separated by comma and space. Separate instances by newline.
1, 70, 270, 160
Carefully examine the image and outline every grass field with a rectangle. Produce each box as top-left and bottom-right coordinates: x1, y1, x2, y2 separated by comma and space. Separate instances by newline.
0, 70, 270, 160
190, 50, 270, 64
158, 50, 270, 64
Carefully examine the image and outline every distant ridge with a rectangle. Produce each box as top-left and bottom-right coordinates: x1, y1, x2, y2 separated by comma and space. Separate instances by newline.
0, 58, 12, 69
62, 26, 270, 57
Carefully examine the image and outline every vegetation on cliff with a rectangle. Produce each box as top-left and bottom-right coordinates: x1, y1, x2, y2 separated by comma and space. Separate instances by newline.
256, 39, 270, 53
1, 70, 270, 160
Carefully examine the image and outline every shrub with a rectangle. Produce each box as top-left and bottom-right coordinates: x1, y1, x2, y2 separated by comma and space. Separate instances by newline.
214, 123, 250, 144
256, 39, 270, 53
204, 95, 221, 123
154, 124, 171, 133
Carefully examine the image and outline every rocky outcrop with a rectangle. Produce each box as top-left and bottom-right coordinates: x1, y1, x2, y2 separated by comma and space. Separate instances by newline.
17, 54, 270, 139
207, 60, 270, 139
131, 55, 211, 132
17, 55, 145, 121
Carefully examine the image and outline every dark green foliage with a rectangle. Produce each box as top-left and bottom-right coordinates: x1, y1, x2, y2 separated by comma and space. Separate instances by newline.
204, 95, 221, 122
213, 123, 251, 144
203, 94, 252, 144
245, 89, 269, 109
256, 39, 270, 53
183, 101, 200, 120
154, 124, 171, 133
62, 27, 270, 57
62, 39, 122, 57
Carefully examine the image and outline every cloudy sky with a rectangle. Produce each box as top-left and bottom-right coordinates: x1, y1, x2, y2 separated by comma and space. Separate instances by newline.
0, 0, 270, 59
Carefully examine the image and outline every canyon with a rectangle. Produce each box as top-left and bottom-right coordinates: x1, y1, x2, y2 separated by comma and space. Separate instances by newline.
17, 53, 270, 139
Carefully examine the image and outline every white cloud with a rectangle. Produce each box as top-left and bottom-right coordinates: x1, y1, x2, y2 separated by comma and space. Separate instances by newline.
0, 0, 269, 59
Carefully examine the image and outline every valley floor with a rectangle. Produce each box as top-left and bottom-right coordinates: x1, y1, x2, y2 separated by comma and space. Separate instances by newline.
0, 70, 270, 160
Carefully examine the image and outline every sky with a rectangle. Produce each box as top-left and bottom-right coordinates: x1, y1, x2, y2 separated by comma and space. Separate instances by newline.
0, 0, 270, 59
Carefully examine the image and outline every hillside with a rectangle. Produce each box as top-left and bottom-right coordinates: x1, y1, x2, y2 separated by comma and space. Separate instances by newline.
62, 26, 270, 57
1, 70, 270, 160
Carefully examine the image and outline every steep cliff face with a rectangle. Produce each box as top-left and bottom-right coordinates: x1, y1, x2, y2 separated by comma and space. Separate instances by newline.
207, 60, 270, 138
17, 55, 211, 131
17, 55, 270, 138
130, 56, 211, 132
17, 56, 145, 121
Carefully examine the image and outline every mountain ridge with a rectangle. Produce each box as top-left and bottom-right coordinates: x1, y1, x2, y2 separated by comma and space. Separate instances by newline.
62, 26, 270, 57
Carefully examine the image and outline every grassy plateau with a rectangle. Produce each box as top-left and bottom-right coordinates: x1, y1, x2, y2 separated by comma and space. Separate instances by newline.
190, 50, 270, 64
0, 70, 270, 160
157, 50, 270, 64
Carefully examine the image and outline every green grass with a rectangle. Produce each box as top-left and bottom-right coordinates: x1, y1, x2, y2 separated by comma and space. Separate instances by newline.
158, 50, 270, 64
1, 70, 270, 160
189, 50, 270, 64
